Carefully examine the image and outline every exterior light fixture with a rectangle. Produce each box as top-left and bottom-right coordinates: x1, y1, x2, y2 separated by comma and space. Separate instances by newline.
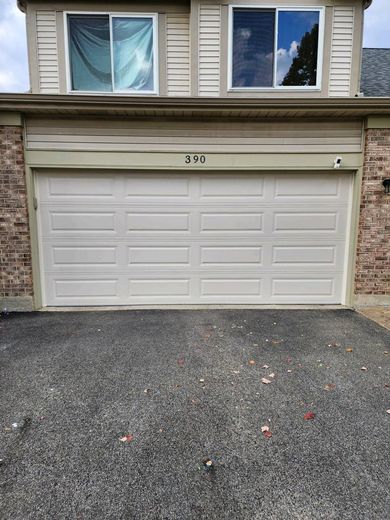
383, 179, 390, 194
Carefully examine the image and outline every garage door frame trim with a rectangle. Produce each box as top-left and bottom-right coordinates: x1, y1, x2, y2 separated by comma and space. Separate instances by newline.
27, 167, 360, 309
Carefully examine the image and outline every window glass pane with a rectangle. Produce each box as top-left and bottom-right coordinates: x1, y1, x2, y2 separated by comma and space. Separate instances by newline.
112, 17, 154, 92
68, 15, 112, 92
276, 11, 320, 86
232, 9, 275, 88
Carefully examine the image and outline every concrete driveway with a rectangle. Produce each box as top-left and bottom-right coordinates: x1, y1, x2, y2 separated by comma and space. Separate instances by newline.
1, 309, 389, 520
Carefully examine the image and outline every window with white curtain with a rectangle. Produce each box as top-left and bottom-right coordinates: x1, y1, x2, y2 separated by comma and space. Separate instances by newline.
67, 13, 158, 93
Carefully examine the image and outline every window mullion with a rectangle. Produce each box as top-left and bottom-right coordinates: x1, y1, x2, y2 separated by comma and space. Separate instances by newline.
273, 8, 279, 88
109, 14, 115, 92
153, 15, 158, 94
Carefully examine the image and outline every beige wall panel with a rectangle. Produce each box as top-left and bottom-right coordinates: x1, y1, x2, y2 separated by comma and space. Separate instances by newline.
329, 6, 354, 97
25, 118, 363, 154
26, 150, 363, 171
198, 4, 221, 96
166, 13, 191, 96
36, 10, 59, 93
350, 3, 363, 95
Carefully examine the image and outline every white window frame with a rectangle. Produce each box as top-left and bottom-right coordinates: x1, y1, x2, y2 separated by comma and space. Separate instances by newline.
64, 11, 159, 95
228, 5, 325, 91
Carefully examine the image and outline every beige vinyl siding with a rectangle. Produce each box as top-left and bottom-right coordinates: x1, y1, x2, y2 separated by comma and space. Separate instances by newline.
36, 10, 59, 94
329, 6, 354, 97
166, 13, 190, 96
199, 4, 221, 96
26, 118, 363, 153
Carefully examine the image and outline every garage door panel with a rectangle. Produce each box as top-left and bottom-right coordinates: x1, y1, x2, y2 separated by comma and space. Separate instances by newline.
48, 176, 116, 198
127, 212, 190, 232
47, 211, 116, 233
55, 279, 119, 298
200, 213, 263, 232
38, 173, 117, 200
272, 278, 334, 296
273, 212, 338, 232
272, 245, 336, 266
201, 278, 262, 296
128, 247, 190, 265
129, 279, 190, 297
200, 176, 264, 198
126, 175, 190, 198
273, 175, 341, 199
37, 172, 352, 305
201, 246, 262, 265
52, 246, 118, 266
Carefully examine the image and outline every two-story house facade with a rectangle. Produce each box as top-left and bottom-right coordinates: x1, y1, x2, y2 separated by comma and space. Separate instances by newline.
0, 0, 389, 310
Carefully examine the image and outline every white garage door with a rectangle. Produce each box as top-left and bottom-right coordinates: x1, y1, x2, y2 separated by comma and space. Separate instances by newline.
37, 171, 352, 306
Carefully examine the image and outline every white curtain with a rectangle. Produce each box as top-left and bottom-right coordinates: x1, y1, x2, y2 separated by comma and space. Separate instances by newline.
68, 15, 112, 92
112, 17, 154, 92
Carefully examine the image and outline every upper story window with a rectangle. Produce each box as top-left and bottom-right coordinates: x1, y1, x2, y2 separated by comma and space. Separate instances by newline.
66, 13, 158, 94
229, 7, 324, 90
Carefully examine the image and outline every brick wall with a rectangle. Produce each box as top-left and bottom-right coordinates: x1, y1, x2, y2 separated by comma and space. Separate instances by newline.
0, 125, 33, 308
355, 128, 390, 300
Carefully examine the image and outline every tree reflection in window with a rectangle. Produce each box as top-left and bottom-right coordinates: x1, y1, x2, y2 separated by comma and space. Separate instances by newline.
276, 11, 319, 87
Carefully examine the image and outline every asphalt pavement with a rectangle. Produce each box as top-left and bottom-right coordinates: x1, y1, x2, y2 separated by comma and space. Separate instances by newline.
0, 309, 389, 520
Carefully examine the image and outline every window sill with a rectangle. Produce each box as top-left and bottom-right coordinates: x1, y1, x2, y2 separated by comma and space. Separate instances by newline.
227, 88, 322, 93
67, 91, 160, 96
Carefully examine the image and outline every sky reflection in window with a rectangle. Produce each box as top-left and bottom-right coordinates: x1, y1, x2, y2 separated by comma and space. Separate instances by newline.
232, 9, 275, 88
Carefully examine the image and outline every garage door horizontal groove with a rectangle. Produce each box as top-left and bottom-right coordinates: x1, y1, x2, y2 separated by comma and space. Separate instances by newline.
44, 271, 345, 277
40, 236, 348, 242
38, 202, 351, 208
43, 237, 345, 243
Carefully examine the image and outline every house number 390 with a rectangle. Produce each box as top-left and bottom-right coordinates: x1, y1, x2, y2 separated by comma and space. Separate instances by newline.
185, 154, 206, 164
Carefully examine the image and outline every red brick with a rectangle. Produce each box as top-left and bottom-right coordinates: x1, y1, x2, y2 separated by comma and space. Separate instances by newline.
355, 128, 390, 296
0, 125, 33, 298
